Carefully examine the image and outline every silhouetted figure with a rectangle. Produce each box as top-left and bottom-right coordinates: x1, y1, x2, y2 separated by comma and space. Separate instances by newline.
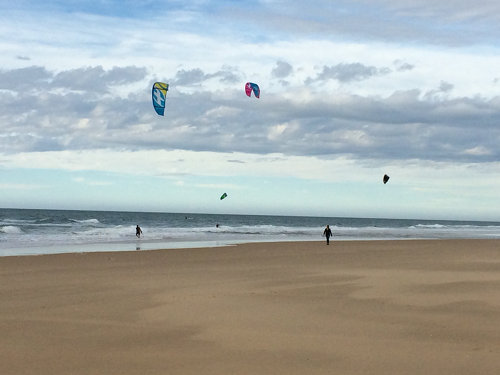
323, 225, 333, 245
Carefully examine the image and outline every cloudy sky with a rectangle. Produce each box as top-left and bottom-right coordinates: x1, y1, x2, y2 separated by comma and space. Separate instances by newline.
1, 0, 499, 221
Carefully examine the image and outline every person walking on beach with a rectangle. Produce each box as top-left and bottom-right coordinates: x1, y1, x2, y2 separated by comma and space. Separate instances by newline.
136, 225, 143, 238
323, 225, 333, 245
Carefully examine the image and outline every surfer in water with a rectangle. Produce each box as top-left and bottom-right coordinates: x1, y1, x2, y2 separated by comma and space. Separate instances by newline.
136, 225, 143, 238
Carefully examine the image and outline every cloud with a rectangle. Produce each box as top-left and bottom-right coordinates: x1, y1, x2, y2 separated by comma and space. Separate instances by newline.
0, 66, 52, 91
272, 60, 293, 79
369, 0, 500, 22
2, 149, 499, 195
1, 2, 500, 170
438, 81, 454, 92
219, 1, 500, 46
308, 63, 392, 83
194, 183, 242, 190
423, 81, 454, 100
0, 65, 146, 93
171, 67, 241, 86
1, 64, 500, 164
0, 183, 48, 190
393, 60, 415, 72
52, 66, 147, 92
463, 146, 492, 156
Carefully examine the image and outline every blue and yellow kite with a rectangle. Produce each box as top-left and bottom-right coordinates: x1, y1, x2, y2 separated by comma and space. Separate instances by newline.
152, 82, 169, 116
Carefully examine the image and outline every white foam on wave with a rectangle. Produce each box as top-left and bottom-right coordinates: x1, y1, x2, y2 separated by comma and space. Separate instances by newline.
0, 225, 23, 234
1, 218, 36, 225
70, 218, 100, 224
411, 224, 446, 229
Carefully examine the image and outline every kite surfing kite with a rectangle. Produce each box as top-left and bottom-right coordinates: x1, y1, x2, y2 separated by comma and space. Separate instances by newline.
383, 174, 390, 184
152, 82, 169, 116
245, 82, 260, 98
220, 192, 228, 200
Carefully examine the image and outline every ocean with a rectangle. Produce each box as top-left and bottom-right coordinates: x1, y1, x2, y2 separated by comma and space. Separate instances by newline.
1, 208, 499, 256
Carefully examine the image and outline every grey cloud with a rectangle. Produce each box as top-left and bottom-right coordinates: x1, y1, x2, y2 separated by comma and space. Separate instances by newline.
172, 68, 206, 85
423, 81, 454, 100
53, 66, 147, 92
393, 60, 415, 72
0, 66, 52, 91
1, 65, 499, 164
220, 1, 500, 46
370, 0, 500, 22
0, 65, 147, 94
217, 66, 241, 84
0, 65, 150, 152
98, 88, 500, 163
398, 63, 414, 71
104, 66, 147, 85
438, 81, 454, 92
272, 61, 293, 79
309, 63, 391, 83
172, 67, 241, 86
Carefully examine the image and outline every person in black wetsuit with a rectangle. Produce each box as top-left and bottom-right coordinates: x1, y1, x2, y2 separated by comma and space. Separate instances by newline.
323, 225, 333, 245
136, 225, 143, 238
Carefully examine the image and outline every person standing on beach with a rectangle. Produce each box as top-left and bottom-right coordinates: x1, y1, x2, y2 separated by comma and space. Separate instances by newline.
323, 225, 333, 245
136, 225, 143, 238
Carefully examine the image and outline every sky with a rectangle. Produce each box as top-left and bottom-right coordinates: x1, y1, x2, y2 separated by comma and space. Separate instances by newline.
1, 0, 500, 221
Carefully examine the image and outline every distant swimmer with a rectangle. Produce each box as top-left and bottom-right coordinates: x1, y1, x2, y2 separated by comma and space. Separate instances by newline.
323, 225, 333, 245
136, 225, 143, 238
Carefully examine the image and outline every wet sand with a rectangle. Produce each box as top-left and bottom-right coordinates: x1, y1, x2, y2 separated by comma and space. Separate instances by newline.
1, 239, 500, 374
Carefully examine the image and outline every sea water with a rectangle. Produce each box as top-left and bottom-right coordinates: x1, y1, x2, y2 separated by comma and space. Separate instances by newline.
1, 208, 499, 256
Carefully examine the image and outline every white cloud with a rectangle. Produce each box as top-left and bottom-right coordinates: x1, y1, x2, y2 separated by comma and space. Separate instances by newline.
463, 146, 492, 156
1, 149, 499, 189
72, 176, 112, 186
0, 183, 49, 190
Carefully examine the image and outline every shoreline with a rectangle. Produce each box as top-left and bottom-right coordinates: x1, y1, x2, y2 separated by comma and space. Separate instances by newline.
3, 236, 499, 258
2, 239, 500, 374
3, 208, 499, 258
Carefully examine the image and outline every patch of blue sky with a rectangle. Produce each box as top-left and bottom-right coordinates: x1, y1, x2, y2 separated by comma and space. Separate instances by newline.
2, 0, 168, 18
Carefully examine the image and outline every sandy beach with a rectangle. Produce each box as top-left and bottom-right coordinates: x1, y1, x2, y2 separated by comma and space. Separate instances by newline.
1, 239, 500, 374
